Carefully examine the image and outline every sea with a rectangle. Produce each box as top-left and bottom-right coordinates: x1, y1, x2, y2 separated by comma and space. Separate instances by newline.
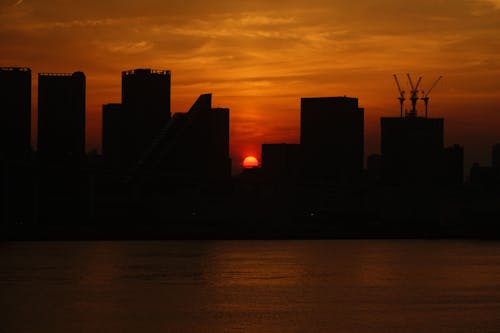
1, 240, 500, 332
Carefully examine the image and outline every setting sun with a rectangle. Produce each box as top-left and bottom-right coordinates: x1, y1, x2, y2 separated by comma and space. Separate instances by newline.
243, 156, 259, 168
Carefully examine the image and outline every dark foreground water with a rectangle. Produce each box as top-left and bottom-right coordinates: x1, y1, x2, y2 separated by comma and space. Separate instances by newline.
2, 240, 500, 333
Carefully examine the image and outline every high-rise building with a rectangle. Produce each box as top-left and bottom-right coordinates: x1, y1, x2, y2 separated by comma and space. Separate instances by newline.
102, 103, 123, 169
121, 69, 171, 165
261, 143, 301, 181
37, 72, 86, 163
443, 144, 464, 185
131, 94, 230, 183
381, 116, 444, 185
0, 67, 31, 160
207, 107, 231, 179
300, 97, 364, 183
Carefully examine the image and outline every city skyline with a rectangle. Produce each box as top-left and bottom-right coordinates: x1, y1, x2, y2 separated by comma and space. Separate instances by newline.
1, 66, 498, 238
3, 3, 500, 331
1, 66, 498, 172
1, 0, 499, 170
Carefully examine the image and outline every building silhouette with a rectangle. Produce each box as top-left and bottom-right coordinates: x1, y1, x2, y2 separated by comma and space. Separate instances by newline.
121, 69, 171, 167
366, 153, 382, 181
492, 143, 500, 169
443, 144, 464, 185
261, 143, 301, 182
102, 103, 123, 169
0, 67, 31, 161
381, 116, 444, 185
470, 162, 500, 187
300, 97, 364, 183
130, 93, 230, 185
37, 72, 86, 163
470, 144, 500, 187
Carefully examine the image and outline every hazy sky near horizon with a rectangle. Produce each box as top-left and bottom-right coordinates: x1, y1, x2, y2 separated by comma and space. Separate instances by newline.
1, 0, 499, 168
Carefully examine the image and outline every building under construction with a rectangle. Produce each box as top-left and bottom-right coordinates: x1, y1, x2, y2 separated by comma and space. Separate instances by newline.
381, 74, 462, 185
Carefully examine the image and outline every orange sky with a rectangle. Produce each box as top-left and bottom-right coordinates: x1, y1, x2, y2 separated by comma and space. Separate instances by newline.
1, 0, 500, 172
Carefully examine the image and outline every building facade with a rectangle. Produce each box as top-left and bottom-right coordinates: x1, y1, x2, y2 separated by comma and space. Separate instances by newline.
0, 67, 31, 160
261, 143, 301, 181
381, 116, 444, 185
300, 97, 364, 183
443, 144, 464, 185
102, 103, 123, 169
121, 69, 171, 166
131, 94, 231, 184
37, 72, 86, 163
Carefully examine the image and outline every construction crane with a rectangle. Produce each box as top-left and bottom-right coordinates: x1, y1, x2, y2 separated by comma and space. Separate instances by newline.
393, 74, 405, 118
421, 76, 443, 118
406, 73, 422, 117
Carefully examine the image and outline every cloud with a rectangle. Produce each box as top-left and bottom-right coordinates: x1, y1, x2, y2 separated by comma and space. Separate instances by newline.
107, 41, 153, 54
1, 0, 499, 164
470, 0, 500, 15
170, 14, 300, 39
479, 0, 500, 8
1, 16, 136, 31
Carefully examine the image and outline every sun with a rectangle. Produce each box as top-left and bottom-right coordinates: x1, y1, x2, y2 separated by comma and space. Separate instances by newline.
243, 156, 259, 168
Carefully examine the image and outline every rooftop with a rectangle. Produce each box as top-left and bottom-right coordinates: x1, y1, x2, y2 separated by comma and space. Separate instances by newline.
122, 69, 171, 76
0, 67, 31, 72
39, 72, 84, 77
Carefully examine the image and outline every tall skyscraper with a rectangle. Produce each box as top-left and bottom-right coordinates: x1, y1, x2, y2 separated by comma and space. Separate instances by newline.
121, 69, 171, 165
0, 67, 31, 160
300, 97, 364, 183
37, 72, 86, 163
131, 94, 231, 183
381, 116, 444, 185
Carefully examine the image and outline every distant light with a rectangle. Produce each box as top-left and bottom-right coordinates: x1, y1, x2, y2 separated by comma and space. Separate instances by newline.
243, 156, 259, 168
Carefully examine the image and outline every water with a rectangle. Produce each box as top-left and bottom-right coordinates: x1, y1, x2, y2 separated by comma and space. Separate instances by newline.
1, 240, 500, 332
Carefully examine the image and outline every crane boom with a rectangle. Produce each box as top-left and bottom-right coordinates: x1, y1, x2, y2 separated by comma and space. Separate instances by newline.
414, 77, 422, 91
406, 74, 421, 117
406, 73, 415, 90
421, 75, 443, 118
393, 74, 406, 117
392, 73, 442, 118
424, 75, 443, 97
393, 74, 404, 97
